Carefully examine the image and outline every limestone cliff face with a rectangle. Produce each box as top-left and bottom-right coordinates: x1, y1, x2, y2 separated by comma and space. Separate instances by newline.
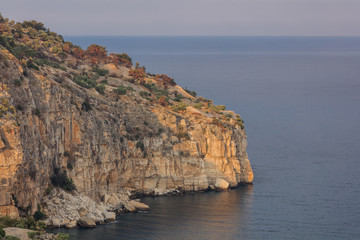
0, 19, 253, 218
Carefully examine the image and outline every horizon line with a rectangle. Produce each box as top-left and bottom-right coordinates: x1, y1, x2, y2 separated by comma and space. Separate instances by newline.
63, 35, 360, 38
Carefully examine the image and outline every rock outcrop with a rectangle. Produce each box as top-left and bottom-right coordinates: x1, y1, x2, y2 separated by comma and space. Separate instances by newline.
0, 15, 253, 225
215, 178, 230, 190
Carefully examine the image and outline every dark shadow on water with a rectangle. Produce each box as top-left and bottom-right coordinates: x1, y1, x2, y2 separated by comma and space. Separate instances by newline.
51, 186, 253, 240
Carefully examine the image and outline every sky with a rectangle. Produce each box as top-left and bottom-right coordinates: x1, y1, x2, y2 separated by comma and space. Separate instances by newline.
1, 0, 360, 36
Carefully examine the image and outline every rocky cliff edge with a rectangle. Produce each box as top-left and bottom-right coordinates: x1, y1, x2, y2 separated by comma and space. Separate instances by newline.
0, 14, 253, 227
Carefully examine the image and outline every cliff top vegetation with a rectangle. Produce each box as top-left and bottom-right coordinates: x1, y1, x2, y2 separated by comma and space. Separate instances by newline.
0, 13, 244, 129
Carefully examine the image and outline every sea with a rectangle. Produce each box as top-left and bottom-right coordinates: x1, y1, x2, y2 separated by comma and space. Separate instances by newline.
53, 36, 360, 239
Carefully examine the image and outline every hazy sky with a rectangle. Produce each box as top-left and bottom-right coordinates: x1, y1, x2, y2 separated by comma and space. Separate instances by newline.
2, 0, 360, 36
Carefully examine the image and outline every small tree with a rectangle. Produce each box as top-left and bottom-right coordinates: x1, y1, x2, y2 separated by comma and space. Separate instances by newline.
109, 53, 132, 67
62, 41, 73, 53
0, 13, 5, 23
156, 74, 176, 86
72, 46, 84, 59
85, 44, 108, 64
81, 97, 92, 111
22, 20, 46, 31
95, 84, 105, 95
0, 227, 5, 238
129, 67, 146, 80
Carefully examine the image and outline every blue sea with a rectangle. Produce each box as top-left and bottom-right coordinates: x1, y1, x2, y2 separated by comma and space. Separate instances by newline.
55, 36, 360, 239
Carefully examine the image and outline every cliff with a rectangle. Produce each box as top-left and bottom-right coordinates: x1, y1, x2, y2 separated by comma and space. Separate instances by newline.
0, 15, 253, 226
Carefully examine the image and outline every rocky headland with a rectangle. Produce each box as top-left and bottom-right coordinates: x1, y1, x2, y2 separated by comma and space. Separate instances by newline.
0, 14, 253, 229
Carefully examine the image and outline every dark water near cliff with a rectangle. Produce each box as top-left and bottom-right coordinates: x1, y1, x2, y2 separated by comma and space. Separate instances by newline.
56, 36, 360, 239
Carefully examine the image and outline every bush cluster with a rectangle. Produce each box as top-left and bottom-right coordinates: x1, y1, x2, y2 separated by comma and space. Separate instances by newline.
72, 74, 97, 89
193, 102, 204, 109
91, 65, 109, 76
113, 85, 134, 96
178, 131, 190, 140
110, 53, 133, 67
184, 88, 197, 97
0, 35, 35, 59
81, 98, 92, 112
0, 216, 46, 231
208, 104, 226, 113
56, 233, 70, 240
143, 83, 168, 98
34, 58, 66, 71
95, 84, 106, 95
139, 91, 151, 100
27, 231, 41, 239
0, 98, 15, 118
0, 227, 5, 238
171, 102, 187, 112
113, 85, 127, 95
4, 235, 20, 240
50, 168, 76, 192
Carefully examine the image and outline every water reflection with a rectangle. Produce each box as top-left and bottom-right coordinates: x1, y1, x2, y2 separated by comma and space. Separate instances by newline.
52, 186, 253, 240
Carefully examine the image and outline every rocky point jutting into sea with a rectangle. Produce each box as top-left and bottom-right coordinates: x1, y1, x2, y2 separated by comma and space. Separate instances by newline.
0, 15, 253, 228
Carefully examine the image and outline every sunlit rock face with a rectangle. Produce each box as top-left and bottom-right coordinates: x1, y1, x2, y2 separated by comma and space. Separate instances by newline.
0, 30, 253, 218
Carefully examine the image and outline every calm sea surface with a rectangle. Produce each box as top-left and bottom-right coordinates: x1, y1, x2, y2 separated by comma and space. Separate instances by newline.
54, 36, 360, 239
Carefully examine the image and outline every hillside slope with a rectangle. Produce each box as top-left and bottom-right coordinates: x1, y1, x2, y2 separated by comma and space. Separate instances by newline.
0, 14, 253, 226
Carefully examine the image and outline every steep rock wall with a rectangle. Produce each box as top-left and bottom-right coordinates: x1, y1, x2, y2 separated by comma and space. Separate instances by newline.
0, 48, 253, 218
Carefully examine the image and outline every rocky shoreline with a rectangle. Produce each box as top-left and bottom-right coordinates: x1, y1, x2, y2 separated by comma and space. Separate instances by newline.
43, 188, 148, 228
43, 178, 234, 229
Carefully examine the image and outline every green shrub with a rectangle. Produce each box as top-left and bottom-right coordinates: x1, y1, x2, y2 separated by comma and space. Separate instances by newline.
173, 93, 183, 102
5, 236, 20, 240
0, 13, 4, 23
95, 84, 105, 95
144, 83, 168, 97
45, 186, 53, 195
178, 131, 190, 140
136, 141, 145, 151
36, 221, 46, 230
56, 233, 70, 240
5, 236, 21, 240
72, 74, 97, 89
27, 231, 41, 239
50, 169, 76, 191
0, 227, 5, 238
34, 108, 41, 117
171, 102, 187, 112
27, 61, 39, 70
14, 78, 22, 86
92, 66, 109, 76
33, 59, 66, 71
212, 119, 226, 128
184, 88, 197, 97
193, 102, 204, 109
111, 53, 133, 67
208, 104, 226, 113
0, 216, 17, 228
113, 85, 127, 95
22, 20, 46, 31
24, 216, 36, 230
33, 210, 46, 221
140, 91, 151, 98
15, 223, 26, 229
81, 98, 92, 112
0, 35, 15, 51
12, 45, 35, 59
126, 86, 135, 92
0, 98, 15, 118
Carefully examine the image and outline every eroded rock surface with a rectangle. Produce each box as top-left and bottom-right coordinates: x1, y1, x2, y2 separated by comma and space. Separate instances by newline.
0, 16, 253, 225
